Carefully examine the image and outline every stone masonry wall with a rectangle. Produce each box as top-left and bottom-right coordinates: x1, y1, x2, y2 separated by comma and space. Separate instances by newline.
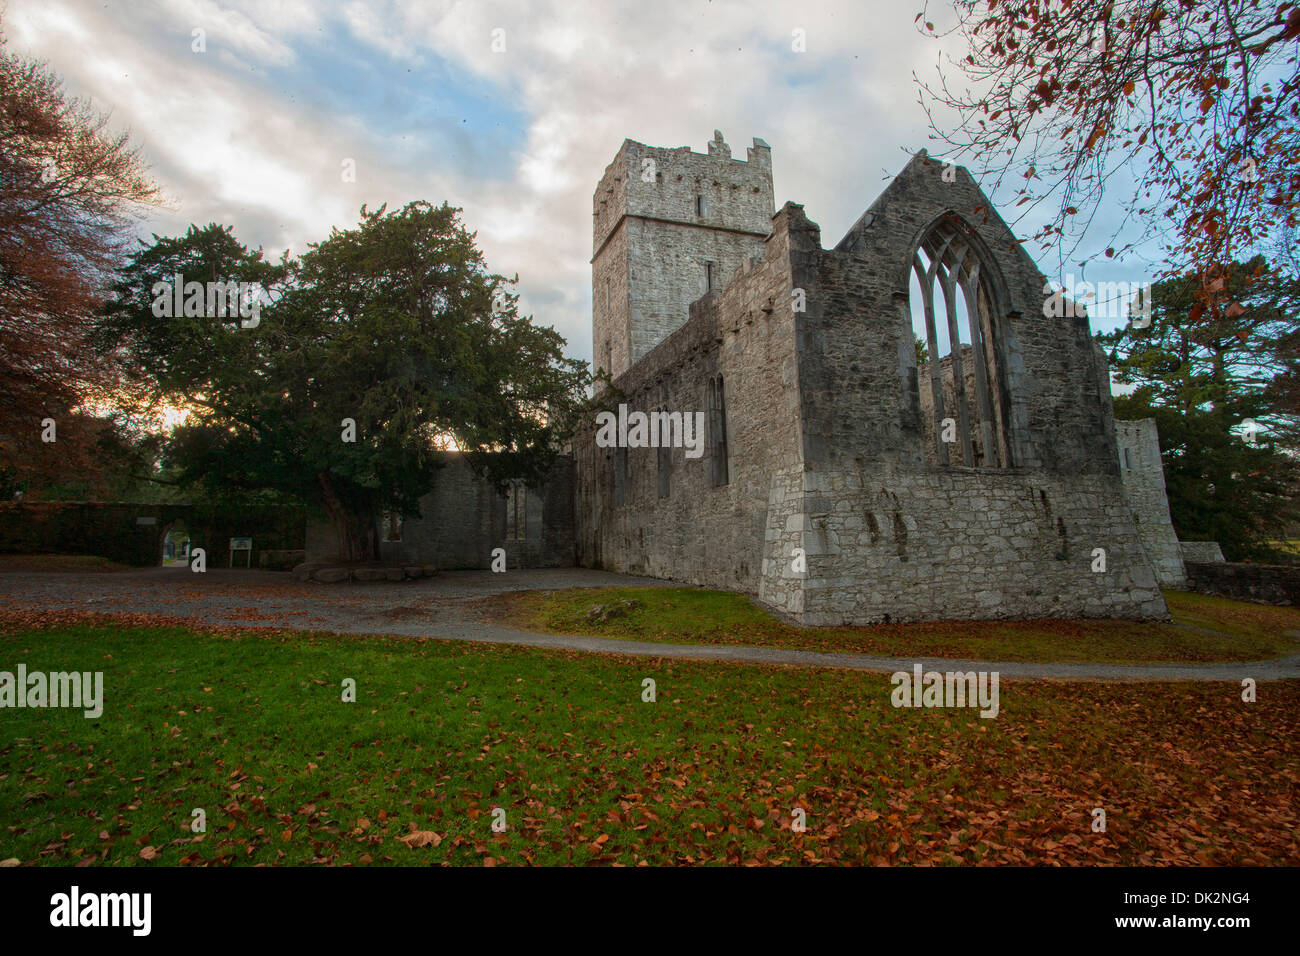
790, 468, 1166, 625
306, 453, 574, 570
784, 152, 1166, 622
575, 203, 805, 603
591, 225, 631, 381
1181, 541, 1226, 563
1185, 561, 1300, 606
1115, 418, 1187, 588
822, 151, 1119, 477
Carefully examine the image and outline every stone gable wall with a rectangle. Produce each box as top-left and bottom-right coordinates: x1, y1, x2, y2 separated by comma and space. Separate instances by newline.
825, 152, 1118, 477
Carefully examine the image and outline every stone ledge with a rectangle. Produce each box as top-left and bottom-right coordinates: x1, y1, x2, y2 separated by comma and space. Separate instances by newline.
1184, 561, 1299, 607
291, 562, 438, 584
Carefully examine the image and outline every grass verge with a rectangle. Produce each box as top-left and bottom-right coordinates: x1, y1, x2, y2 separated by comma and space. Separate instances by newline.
486, 587, 1300, 664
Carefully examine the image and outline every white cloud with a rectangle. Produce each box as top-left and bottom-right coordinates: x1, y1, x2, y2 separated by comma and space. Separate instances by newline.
6, 0, 973, 362
158, 0, 301, 66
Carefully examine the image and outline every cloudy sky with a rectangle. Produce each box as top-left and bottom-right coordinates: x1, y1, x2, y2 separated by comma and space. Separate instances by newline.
6, 0, 1146, 366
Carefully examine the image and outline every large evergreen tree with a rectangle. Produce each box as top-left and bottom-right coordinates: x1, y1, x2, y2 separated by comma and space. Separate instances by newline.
1098, 258, 1299, 560
96, 202, 589, 561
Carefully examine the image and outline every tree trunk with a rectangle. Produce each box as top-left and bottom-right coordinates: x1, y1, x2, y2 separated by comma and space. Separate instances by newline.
1210, 341, 1227, 411
317, 472, 376, 562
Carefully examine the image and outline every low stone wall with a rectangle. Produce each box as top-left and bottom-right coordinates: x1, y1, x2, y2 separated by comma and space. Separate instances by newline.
308, 453, 575, 570
0, 501, 305, 567
1184, 561, 1300, 606
1180, 541, 1225, 564
259, 549, 306, 571
292, 562, 437, 583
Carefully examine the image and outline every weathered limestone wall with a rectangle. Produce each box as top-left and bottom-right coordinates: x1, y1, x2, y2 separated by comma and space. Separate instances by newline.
537, 456, 578, 568
592, 133, 774, 379
625, 216, 768, 367
788, 468, 1165, 624
822, 151, 1118, 477
781, 154, 1165, 621
1115, 419, 1187, 588
1185, 561, 1299, 606
306, 453, 574, 570
1181, 541, 1226, 564
383, 455, 502, 569
575, 203, 806, 602
591, 226, 631, 379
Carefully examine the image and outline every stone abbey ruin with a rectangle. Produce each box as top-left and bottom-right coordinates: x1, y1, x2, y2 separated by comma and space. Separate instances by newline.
309, 131, 1194, 625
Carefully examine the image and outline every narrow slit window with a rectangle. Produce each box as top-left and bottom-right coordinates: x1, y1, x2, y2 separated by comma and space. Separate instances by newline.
614, 447, 628, 506
708, 375, 729, 487
656, 408, 671, 499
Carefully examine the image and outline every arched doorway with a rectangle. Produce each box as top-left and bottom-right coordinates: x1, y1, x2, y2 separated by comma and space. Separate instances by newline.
161, 521, 191, 567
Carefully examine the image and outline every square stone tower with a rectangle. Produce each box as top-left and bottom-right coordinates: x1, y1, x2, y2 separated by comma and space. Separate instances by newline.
591, 131, 775, 380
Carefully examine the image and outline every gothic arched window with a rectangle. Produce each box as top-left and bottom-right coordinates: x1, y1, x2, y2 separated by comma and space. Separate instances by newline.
907, 215, 1011, 468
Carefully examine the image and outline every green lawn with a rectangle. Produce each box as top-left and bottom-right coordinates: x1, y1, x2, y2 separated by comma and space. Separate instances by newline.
487, 587, 1300, 664
1266, 540, 1300, 559
1, 622, 1296, 866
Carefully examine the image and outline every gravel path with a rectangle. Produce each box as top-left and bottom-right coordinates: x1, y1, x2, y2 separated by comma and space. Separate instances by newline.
1, 567, 1295, 682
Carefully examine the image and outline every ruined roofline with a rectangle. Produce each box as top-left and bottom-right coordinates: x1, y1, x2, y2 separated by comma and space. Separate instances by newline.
832, 149, 985, 252
593, 132, 773, 200
828, 148, 1059, 312
610, 132, 771, 166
